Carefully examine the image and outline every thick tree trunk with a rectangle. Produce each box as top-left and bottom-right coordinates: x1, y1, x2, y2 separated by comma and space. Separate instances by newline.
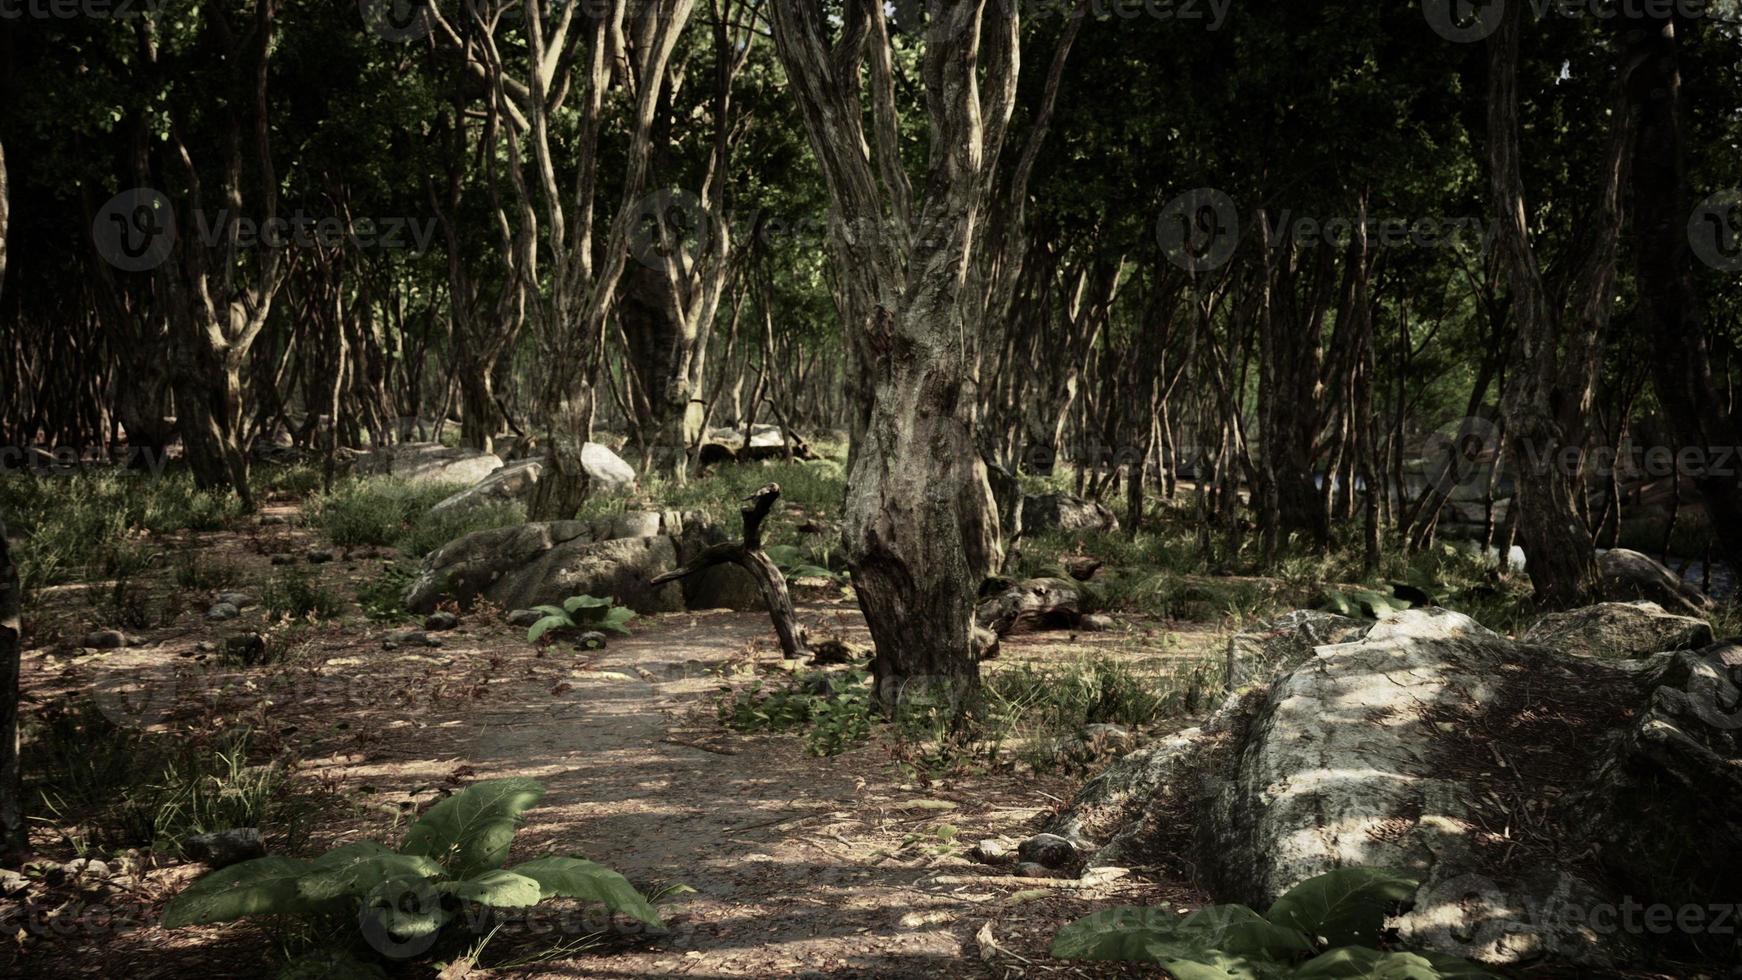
0, 137, 23, 857
1627, 10, 1742, 573
171, 336, 255, 510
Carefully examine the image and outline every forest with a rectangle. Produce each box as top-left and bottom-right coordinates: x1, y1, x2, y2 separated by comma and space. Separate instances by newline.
1, 0, 1741, 976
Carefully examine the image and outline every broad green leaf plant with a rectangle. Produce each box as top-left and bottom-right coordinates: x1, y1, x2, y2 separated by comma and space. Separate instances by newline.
163, 778, 666, 968
1052, 867, 1498, 979
526, 594, 638, 647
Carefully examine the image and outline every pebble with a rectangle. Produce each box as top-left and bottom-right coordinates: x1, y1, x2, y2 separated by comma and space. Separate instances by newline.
306, 549, 334, 564
424, 611, 459, 631
1017, 833, 1080, 871
206, 602, 240, 621
971, 838, 1015, 864
505, 609, 542, 628
216, 591, 258, 609
82, 629, 127, 649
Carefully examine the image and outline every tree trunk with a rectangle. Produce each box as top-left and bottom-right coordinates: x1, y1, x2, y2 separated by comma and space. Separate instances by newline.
1627, 9, 1742, 574
0, 137, 23, 857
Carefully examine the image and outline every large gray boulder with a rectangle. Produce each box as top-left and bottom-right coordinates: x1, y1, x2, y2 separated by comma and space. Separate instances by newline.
1598, 548, 1711, 616
403, 514, 689, 614
580, 442, 636, 491
1020, 492, 1118, 535
354, 443, 504, 485
429, 458, 543, 514
1223, 608, 1371, 691
1520, 600, 1713, 660
1044, 605, 1742, 970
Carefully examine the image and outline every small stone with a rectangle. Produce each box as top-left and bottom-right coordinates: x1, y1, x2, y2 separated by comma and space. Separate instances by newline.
306, 549, 334, 564
0, 868, 28, 896
423, 611, 459, 632
82, 629, 127, 649
1017, 833, 1080, 871
182, 828, 266, 868
971, 838, 1015, 864
1014, 862, 1058, 878
1079, 613, 1115, 632
575, 631, 608, 650
206, 602, 240, 621
389, 631, 442, 648
62, 858, 110, 880
216, 592, 258, 609
223, 632, 268, 664
505, 609, 542, 628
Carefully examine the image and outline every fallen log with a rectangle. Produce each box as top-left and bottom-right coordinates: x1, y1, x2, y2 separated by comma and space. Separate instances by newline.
649, 483, 809, 659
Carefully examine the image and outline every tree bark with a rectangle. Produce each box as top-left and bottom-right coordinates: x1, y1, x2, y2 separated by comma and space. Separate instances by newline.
0, 136, 23, 857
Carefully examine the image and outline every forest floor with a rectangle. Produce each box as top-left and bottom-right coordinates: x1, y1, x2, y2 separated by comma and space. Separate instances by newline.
6, 501, 1226, 978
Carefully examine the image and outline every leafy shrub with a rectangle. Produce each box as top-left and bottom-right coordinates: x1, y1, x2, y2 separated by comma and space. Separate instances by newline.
720, 669, 872, 757
356, 563, 419, 622
526, 594, 637, 648
263, 569, 344, 622
309, 477, 522, 556
174, 553, 245, 590
162, 778, 665, 969
1052, 867, 1495, 977
763, 544, 836, 580
26, 704, 291, 853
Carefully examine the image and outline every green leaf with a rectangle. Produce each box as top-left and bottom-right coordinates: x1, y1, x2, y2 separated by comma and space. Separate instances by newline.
527, 614, 572, 644
358, 875, 451, 944
296, 852, 446, 902
1152, 948, 1289, 980
1051, 906, 1180, 960
562, 594, 612, 613
1294, 946, 1500, 978
596, 605, 637, 635
401, 777, 546, 878
162, 856, 316, 928
1179, 904, 1314, 959
440, 869, 544, 908
508, 856, 665, 928
1265, 868, 1419, 949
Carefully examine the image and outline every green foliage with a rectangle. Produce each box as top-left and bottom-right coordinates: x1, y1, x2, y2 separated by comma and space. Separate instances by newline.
720, 669, 873, 757
307, 476, 524, 558
0, 469, 241, 591
1052, 868, 1496, 978
355, 562, 419, 622
262, 569, 344, 622
526, 594, 637, 646
174, 553, 245, 591
763, 544, 836, 580
162, 778, 665, 968
25, 703, 295, 854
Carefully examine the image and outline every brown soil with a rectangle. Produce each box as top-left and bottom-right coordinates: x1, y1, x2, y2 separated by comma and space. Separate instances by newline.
3, 509, 1223, 978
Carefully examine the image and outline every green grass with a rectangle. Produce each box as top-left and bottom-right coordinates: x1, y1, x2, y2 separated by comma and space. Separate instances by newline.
261, 568, 345, 622
24, 700, 306, 855
307, 477, 525, 556
0, 468, 242, 591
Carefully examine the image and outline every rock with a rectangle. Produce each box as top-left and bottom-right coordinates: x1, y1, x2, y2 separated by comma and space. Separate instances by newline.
505, 609, 543, 628
703, 423, 785, 450
423, 611, 459, 632
1013, 862, 1059, 879
574, 630, 608, 650
215, 592, 258, 609
1077, 613, 1115, 632
1223, 609, 1372, 691
1078, 723, 1134, 753
388, 631, 443, 648
1020, 492, 1118, 535
1598, 548, 1711, 616
1063, 556, 1104, 581
1016, 833, 1080, 871
429, 458, 543, 514
354, 442, 505, 486
223, 632, 268, 664
581, 442, 636, 490
403, 516, 696, 615
206, 602, 240, 621
974, 577, 1083, 635
306, 549, 334, 564
971, 838, 1015, 864
1573, 642, 1742, 946
62, 857, 111, 881
1520, 601, 1713, 659
82, 629, 127, 649
182, 828, 266, 868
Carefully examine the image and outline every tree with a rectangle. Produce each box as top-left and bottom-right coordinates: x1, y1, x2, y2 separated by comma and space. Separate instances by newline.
768, 0, 1083, 712
0, 135, 21, 856
1485, 3, 1633, 608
